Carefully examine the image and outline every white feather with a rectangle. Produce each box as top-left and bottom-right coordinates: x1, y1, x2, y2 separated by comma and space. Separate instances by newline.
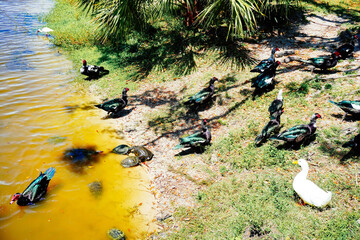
293, 159, 332, 207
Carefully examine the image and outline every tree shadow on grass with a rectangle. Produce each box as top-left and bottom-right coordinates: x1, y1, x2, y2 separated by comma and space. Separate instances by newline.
96, 26, 255, 80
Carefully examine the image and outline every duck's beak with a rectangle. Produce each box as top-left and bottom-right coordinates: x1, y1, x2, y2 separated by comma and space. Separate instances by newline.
292, 161, 298, 164
10, 200, 15, 204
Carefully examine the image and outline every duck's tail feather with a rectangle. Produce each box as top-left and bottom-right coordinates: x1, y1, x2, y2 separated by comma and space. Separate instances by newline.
342, 141, 355, 148
44, 167, 56, 180
172, 144, 183, 150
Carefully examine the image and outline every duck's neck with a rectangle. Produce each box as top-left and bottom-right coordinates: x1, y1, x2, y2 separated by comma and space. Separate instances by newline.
122, 92, 128, 102
297, 164, 309, 180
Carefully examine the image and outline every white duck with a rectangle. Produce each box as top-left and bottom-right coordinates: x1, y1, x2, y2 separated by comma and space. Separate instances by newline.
293, 159, 332, 207
36, 27, 54, 37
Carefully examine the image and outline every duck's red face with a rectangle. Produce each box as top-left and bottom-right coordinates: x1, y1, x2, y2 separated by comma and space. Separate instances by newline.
316, 113, 322, 119
275, 48, 280, 51
355, 35, 358, 39
125, 88, 129, 91
334, 51, 341, 57
10, 193, 21, 204
276, 61, 281, 65
82, 60, 87, 65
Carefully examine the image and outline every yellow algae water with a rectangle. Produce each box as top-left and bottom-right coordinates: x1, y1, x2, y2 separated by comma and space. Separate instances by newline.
0, 1, 156, 239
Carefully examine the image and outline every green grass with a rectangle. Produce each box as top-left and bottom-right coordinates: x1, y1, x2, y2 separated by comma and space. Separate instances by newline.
168, 174, 360, 239
45, 0, 360, 239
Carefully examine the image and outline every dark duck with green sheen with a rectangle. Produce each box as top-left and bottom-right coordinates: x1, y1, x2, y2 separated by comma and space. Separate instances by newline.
252, 61, 280, 89
342, 133, 360, 154
296, 54, 337, 72
10, 167, 55, 206
333, 35, 358, 60
80, 60, 107, 78
268, 89, 283, 117
255, 109, 283, 145
250, 47, 280, 73
329, 100, 360, 116
184, 77, 218, 107
270, 113, 322, 144
173, 120, 211, 150
95, 88, 129, 115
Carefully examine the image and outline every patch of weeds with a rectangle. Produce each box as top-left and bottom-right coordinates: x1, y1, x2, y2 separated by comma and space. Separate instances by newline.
219, 166, 228, 176
286, 81, 309, 97
324, 83, 332, 90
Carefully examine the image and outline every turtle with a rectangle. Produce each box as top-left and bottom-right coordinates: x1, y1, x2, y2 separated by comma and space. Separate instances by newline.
107, 228, 125, 240
121, 156, 141, 168
128, 146, 154, 162
88, 181, 103, 197
112, 144, 130, 155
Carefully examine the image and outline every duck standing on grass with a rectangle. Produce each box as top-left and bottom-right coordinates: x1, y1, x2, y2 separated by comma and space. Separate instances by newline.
250, 47, 280, 73
293, 159, 332, 207
10, 167, 56, 206
268, 89, 284, 117
255, 109, 283, 145
329, 100, 360, 118
270, 113, 322, 145
251, 61, 280, 90
184, 77, 218, 110
80, 60, 108, 79
173, 119, 211, 150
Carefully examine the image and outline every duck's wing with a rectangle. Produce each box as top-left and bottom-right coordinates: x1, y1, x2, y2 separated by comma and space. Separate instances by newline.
250, 59, 274, 73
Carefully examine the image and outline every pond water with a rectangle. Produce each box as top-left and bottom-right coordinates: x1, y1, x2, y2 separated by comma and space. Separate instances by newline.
0, 1, 155, 239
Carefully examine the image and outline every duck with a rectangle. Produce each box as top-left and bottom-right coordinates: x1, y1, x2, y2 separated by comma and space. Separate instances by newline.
10, 167, 56, 206
251, 61, 280, 89
270, 113, 322, 144
297, 54, 338, 72
173, 119, 211, 150
184, 77, 218, 107
250, 47, 280, 73
80, 60, 108, 79
329, 100, 360, 117
36, 27, 53, 37
268, 89, 284, 117
63, 147, 103, 165
95, 88, 129, 115
255, 109, 283, 145
333, 35, 358, 60
342, 133, 360, 154
293, 159, 332, 207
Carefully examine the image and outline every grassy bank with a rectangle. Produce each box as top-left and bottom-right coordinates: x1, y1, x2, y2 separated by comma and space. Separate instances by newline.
45, 0, 360, 239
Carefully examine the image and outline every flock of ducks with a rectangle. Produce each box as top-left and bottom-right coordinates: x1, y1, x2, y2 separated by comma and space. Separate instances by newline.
11, 32, 360, 210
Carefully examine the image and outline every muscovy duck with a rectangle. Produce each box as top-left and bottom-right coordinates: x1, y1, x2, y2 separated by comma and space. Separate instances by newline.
292, 54, 337, 72
342, 133, 360, 154
184, 77, 218, 107
329, 100, 360, 116
95, 88, 129, 115
63, 147, 103, 165
270, 113, 322, 144
268, 89, 283, 117
250, 47, 280, 73
80, 60, 108, 78
10, 167, 56, 206
293, 159, 332, 207
173, 120, 211, 150
252, 61, 280, 89
333, 35, 358, 60
255, 109, 283, 145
